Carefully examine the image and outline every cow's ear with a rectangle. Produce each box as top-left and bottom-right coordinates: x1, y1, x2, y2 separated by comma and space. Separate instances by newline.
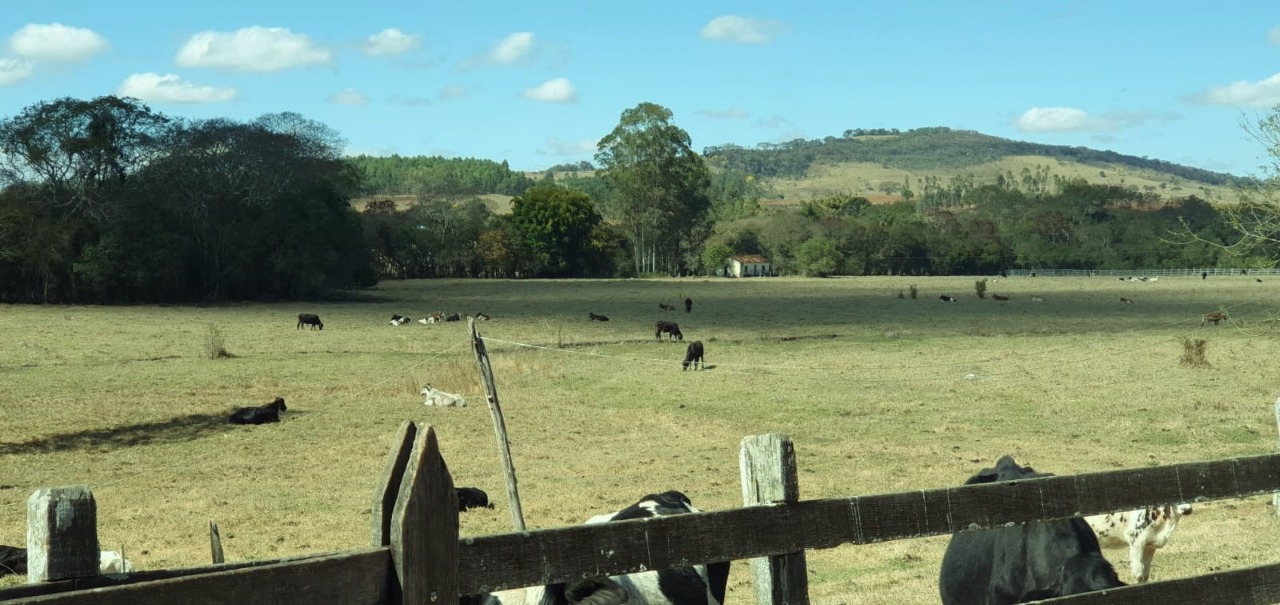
564, 577, 628, 605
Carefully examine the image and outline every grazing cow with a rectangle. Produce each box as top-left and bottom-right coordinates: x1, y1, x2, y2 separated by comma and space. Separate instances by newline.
1202, 271, 1208, 279
457, 487, 495, 512
938, 456, 1125, 605
682, 340, 704, 370
659, 302, 676, 311
445, 312, 461, 322
1119, 297, 1135, 304
684, 297, 693, 313
991, 294, 1009, 301
468, 491, 730, 605
421, 384, 466, 407
229, 397, 287, 425
939, 295, 958, 302
1085, 504, 1193, 582
588, 312, 609, 322
1202, 311, 1227, 326
655, 320, 683, 341
296, 313, 323, 330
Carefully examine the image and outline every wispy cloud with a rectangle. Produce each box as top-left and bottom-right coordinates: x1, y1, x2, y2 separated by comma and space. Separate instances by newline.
176, 26, 331, 73
545, 137, 595, 155
328, 88, 369, 105
0, 58, 34, 86
1013, 106, 1176, 133
117, 73, 236, 103
523, 77, 576, 103
699, 15, 787, 44
440, 85, 467, 100
696, 108, 749, 120
459, 32, 535, 68
389, 94, 432, 107
1270, 26, 1280, 45
9, 23, 108, 62
363, 28, 419, 57
1185, 73, 1280, 108
754, 114, 793, 129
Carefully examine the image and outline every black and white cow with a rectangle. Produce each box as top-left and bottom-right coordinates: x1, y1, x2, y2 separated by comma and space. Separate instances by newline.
939, 295, 958, 302
467, 491, 729, 605
682, 341, 704, 371
229, 397, 287, 425
938, 456, 1125, 605
1085, 503, 1193, 582
297, 313, 323, 330
390, 314, 413, 325
655, 320, 683, 341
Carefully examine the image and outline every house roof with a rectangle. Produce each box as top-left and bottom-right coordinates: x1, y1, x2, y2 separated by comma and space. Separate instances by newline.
731, 254, 770, 264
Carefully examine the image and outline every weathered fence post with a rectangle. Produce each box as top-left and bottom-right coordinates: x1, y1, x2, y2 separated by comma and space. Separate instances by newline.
390, 424, 459, 605
740, 434, 810, 605
469, 317, 527, 531
26, 485, 99, 583
1274, 397, 1280, 516
373, 420, 419, 547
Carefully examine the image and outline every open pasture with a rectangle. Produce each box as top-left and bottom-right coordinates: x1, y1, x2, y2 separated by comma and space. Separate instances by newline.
1, 275, 1278, 602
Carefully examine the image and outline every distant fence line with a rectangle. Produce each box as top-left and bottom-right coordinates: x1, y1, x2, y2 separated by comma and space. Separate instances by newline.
1005, 268, 1280, 277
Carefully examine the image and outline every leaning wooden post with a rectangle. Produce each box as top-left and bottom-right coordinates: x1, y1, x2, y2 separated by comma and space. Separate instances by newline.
390, 424, 459, 605
372, 420, 420, 547
740, 434, 810, 605
27, 485, 100, 583
469, 317, 527, 531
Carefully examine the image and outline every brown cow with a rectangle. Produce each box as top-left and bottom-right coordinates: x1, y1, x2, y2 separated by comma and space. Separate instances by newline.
1202, 311, 1227, 326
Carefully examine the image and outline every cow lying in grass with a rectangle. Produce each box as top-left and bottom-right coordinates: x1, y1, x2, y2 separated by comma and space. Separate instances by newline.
457, 487, 494, 512
421, 384, 466, 407
0, 546, 134, 577
588, 312, 609, 321
1202, 311, 1227, 326
229, 397, 287, 425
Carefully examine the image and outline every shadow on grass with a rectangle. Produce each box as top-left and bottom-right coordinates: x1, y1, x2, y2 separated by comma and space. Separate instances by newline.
0, 413, 234, 455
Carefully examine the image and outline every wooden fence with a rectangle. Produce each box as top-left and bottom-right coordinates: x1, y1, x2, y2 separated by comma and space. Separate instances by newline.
3, 422, 1280, 604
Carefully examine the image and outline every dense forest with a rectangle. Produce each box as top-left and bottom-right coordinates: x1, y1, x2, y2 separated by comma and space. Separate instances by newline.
0, 97, 1268, 304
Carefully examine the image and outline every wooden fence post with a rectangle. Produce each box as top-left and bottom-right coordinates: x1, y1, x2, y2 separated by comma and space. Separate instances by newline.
27, 485, 99, 583
469, 317, 527, 531
740, 434, 810, 605
1274, 397, 1280, 517
390, 424, 459, 605
372, 420, 419, 547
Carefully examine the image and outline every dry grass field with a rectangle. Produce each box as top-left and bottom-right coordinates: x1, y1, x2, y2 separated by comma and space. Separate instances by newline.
2, 275, 1279, 602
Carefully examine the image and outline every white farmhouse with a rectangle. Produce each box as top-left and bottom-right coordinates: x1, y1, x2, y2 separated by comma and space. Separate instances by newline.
727, 254, 771, 277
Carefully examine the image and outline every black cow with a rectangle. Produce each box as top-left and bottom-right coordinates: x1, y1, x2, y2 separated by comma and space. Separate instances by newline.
682, 340, 704, 370
938, 456, 1125, 604
444, 312, 461, 322
297, 313, 323, 330
684, 297, 693, 313
0, 545, 26, 577
466, 491, 729, 605
229, 397, 287, 425
655, 320, 683, 341
457, 487, 494, 512
588, 312, 609, 322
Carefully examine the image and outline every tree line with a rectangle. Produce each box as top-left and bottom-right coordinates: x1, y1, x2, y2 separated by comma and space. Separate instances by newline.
0, 96, 1271, 304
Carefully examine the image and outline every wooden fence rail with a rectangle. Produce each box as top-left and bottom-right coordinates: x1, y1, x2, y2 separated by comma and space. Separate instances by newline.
3, 424, 1280, 604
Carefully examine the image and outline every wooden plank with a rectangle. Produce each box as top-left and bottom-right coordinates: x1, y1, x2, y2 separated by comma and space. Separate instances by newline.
0, 548, 390, 605
1033, 559, 1280, 604
456, 453, 1280, 594
740, 433, 809, 605
390, 424, 459, 605
26, 486, 99, 582
209, 521, 224, 565
1274, 396, 1280, 516
371, 420, 418, 547
470, 318, 527, 531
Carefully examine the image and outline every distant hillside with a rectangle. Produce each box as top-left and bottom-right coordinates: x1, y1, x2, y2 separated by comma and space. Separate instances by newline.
702, 127, 1249, 204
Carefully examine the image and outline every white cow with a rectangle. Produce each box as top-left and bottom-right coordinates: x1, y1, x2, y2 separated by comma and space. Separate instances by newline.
1085, 503, 1193, 582
420, 384, 465, 407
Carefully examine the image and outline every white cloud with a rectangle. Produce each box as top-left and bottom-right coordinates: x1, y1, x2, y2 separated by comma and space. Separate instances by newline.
1270, 27, 1280, 44
1187, 73, 1280, 108
440, 85, 467, 100
328, 88, 369, 105
696, 108, 749, 120
176, 26, 331, 73
460, 32, 534, 68
0, 58, 34, 86
699, 15, 787, 44
364, 28, 419, 57
546, 137, 596, 155
9, 23, 109, 62
117, 73, 236, 103
1015, 107, 1101, 132
523, 77, 576, 102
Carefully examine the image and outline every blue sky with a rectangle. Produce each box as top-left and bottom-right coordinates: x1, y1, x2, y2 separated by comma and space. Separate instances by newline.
3, 1, 1279, 176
